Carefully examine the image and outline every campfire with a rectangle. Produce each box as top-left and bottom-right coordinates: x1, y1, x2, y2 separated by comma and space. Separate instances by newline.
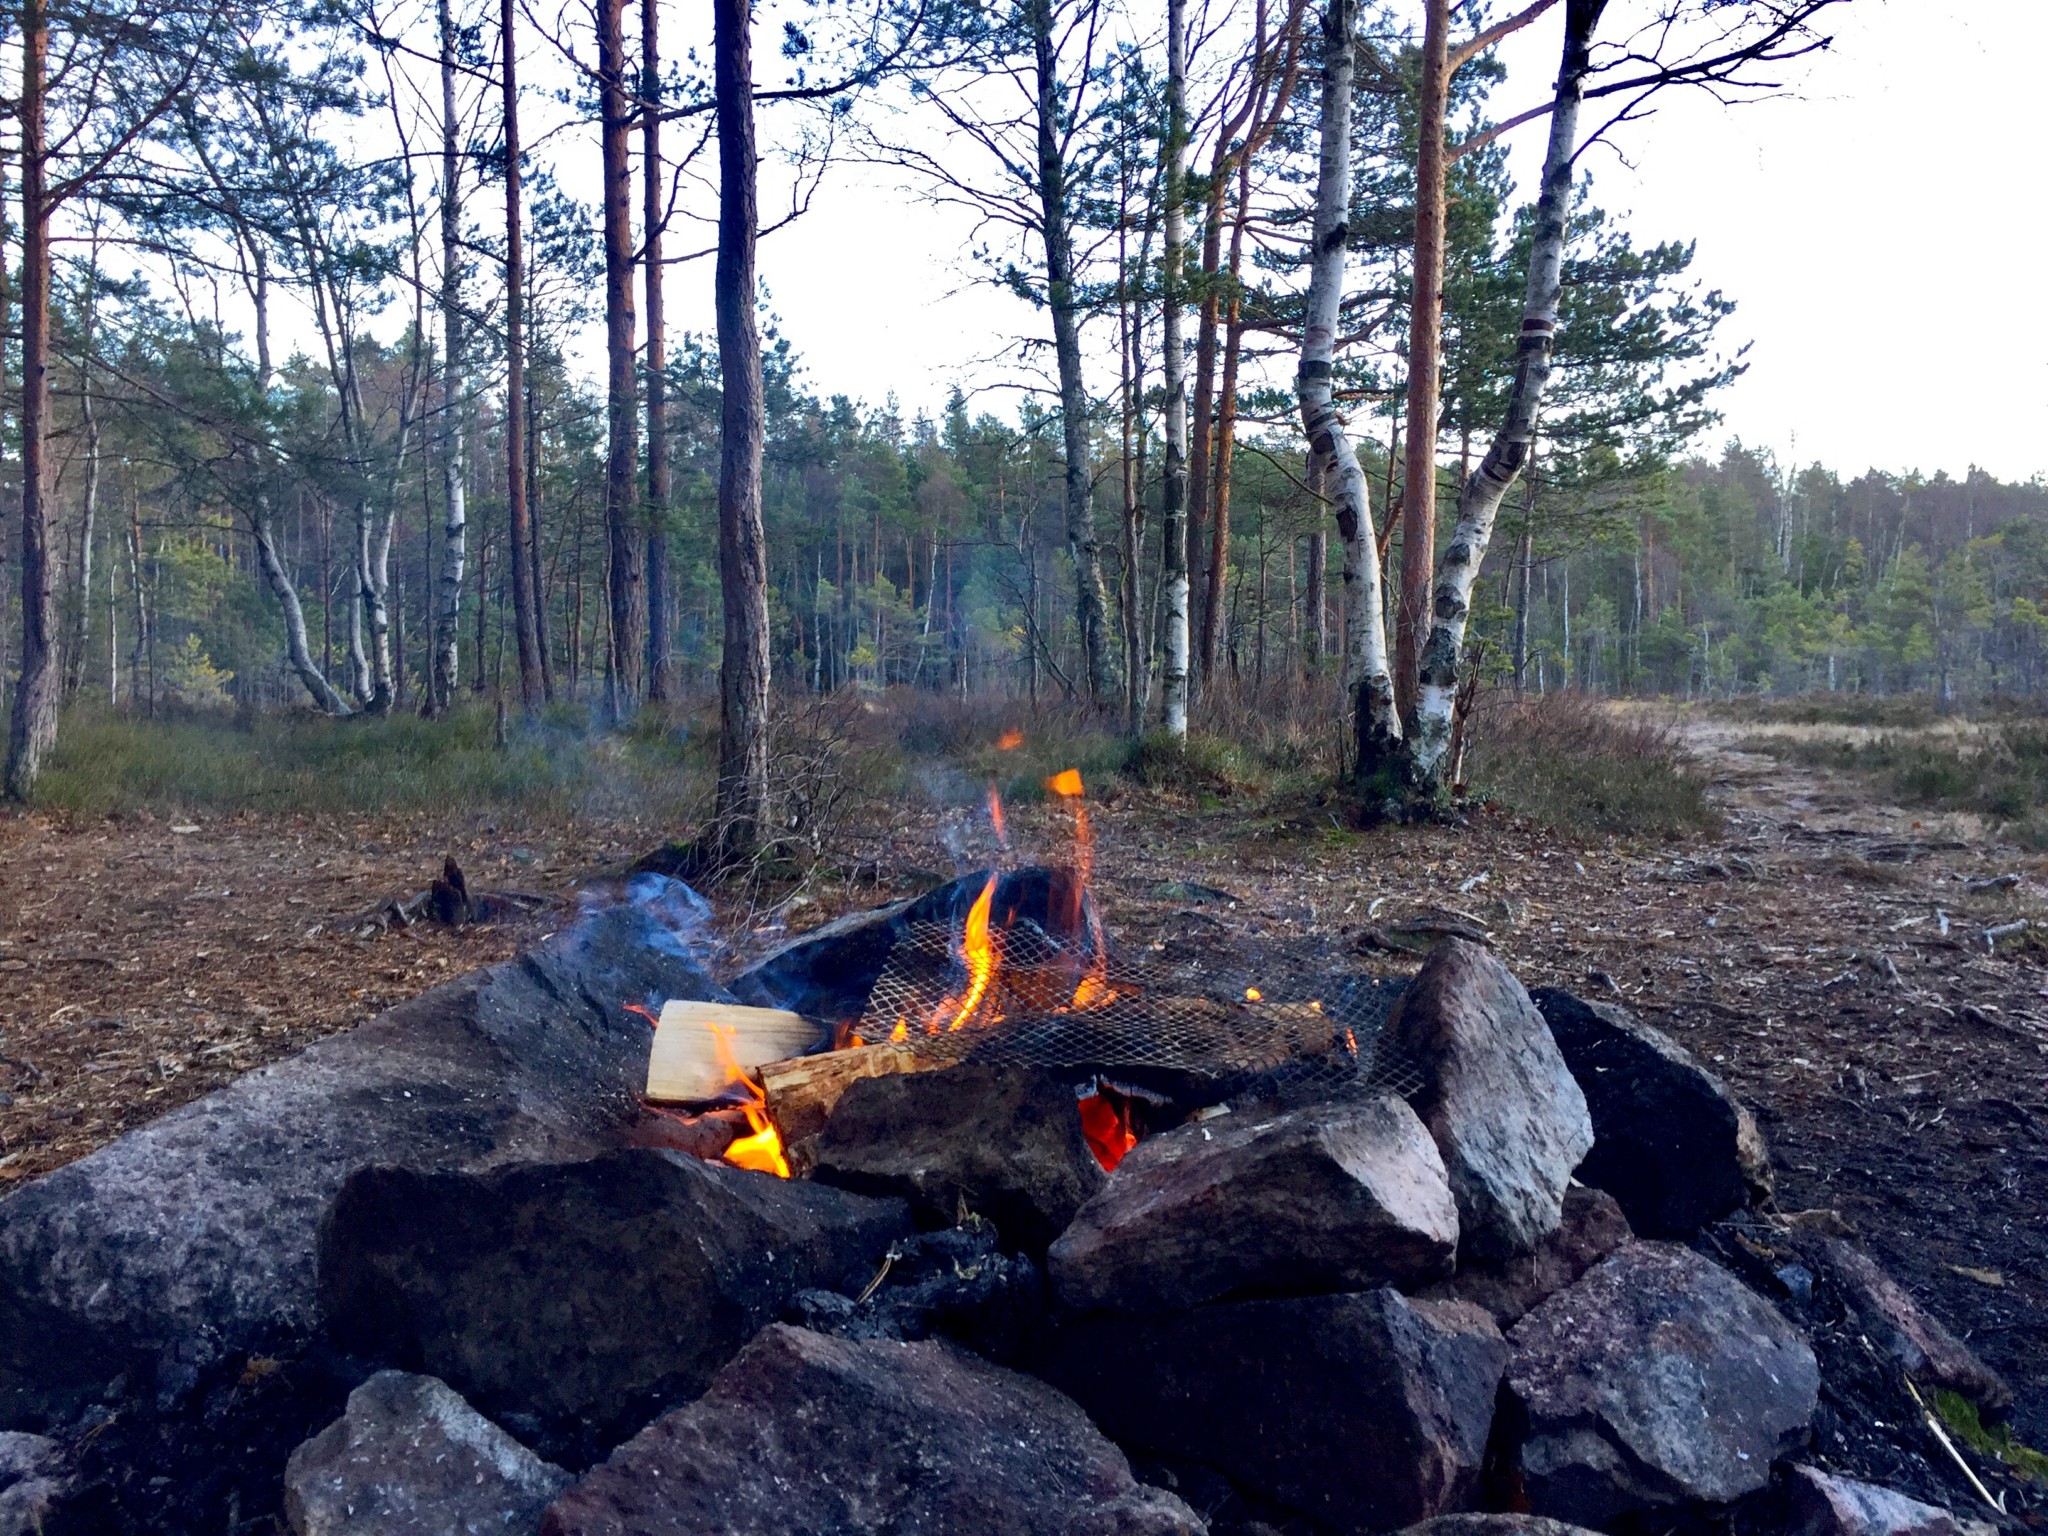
642, 766, 1410, 1181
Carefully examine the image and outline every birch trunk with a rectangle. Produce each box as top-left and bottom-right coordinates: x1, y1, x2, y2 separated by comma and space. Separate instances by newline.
4, 0, 55, 798
1031, 0, 1114, 706
1296, 0, 1399, 776
431, 0, 466, 714
255, 493, 351, 714
1305, 453, 1326, 668
712, 0, 770, 861
63, 372, 99, 701
1408, 0, 1601, 787
1395, 0, 1450, 722
1157, 0, 1191, 737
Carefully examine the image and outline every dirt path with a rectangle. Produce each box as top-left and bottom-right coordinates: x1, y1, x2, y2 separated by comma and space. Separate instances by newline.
4, 721, 2045, 1451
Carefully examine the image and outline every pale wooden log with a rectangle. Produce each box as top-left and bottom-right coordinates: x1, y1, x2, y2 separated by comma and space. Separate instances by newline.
643, 1000, 821, 1103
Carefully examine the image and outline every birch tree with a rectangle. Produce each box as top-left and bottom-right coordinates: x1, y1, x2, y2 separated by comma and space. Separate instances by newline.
1157, 0, 1190, 736
429, 0, 467, 713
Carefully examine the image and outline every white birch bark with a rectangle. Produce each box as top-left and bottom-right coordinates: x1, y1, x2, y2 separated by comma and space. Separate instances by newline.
1158, 0, 1191, 738
1296, 0, 1400, 770
432, 0, 466, 712
1408, 0, 1599, 788
255, 495, 351, 714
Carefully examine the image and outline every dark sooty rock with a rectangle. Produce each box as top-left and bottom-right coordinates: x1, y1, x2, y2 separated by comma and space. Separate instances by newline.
1042, 1288, 1506, 1534
318, 1147, 910, 1467
540, 1323, 1205, 1536
1049, 1094, 1458, 1313
1532, 988, 1771, 1236
810, 1063, 1105, 1253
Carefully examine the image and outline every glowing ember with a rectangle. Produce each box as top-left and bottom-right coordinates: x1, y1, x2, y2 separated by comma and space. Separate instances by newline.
890, 1020, 909, 1043
706, 1022, 790, 1177
1078, 1089, 1138, 1172
1244, 987, 1263, 1002
940, 874, 1000, 1031
1070, 973, 1116, 1010
996, 728, 1025, 751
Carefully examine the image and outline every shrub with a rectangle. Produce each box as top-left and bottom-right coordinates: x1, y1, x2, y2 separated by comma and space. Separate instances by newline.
1463, 690, 1719, 840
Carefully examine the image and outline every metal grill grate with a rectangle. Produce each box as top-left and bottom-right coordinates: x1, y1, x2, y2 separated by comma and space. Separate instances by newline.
857, 920, 1422, 1106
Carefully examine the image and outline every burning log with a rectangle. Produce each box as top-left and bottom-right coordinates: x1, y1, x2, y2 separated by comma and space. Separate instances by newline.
756, 1043, 944, 1157
642, 1001, 821, 1104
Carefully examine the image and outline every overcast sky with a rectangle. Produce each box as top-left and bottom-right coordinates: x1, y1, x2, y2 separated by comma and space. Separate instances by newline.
665, 0, 2043, 486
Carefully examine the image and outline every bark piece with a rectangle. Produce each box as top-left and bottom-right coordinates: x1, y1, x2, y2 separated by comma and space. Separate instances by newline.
0, 884, 723, 1441
1533, 988, 1770, 1236
1783, 1465, 1971, 1536
1048, 1094, 1458, 1313
1418, 1185, 1632, 1327
810, 1063, 1103, 1254
318, 1148, 910, 1467
540, 1324, 1204, 1536
1791, 1234, 2012, 1416
1505, 1241, 1820, 1525
1044, 1289, 1506, 1534
1388, 940, 1593, 1261
283, 1371, 569, 1536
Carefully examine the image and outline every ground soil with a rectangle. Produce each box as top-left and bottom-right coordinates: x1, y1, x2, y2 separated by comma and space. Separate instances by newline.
4, 717, 2046, 1482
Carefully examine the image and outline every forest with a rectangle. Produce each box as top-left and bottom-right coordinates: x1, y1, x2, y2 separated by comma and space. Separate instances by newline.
8, 0, 2012, 831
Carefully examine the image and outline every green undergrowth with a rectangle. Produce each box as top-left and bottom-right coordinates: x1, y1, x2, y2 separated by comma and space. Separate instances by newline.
1934, 1390, 2048, 1484
37, 701, 710, 823
1464, 690, 1720, 840
1762, 721, 2048, 845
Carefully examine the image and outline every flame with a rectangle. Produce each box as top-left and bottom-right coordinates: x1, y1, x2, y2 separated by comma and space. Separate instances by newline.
1071, 973, 1116, 1010
1079, 1089, 1138, 1172
890, 1019, 909, 1044
623, 1002, 661, 1027
706, 1022, 790, 1178
940, 874, 1000, 1031
997, 728, 1025, 751
1046, 768, 1083, 797
1244, 987, 1263, 1002
988, 785, 1009, 850
1342, 1027, 1359, 1056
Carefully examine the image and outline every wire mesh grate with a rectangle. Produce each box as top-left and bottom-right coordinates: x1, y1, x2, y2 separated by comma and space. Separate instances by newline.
856, 920, 1422, 1106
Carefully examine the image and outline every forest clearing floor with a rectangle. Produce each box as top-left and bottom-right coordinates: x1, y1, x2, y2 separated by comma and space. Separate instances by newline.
3, 707, 2047, 1447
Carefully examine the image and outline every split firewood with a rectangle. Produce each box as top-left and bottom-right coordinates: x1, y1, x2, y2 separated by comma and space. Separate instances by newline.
643, 1001, 823, 1103
758, 1042, 944, 1149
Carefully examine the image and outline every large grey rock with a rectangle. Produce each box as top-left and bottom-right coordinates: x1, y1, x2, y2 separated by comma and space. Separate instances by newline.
540, 1324, 1203, 1536
1505, 1241, 1820, 1525
0, 1432, 72, 1536
319, 1147, 909, 1466
1791, 1234, 2012, 1416
811, 1064, 1104, 1253
1043, 1288, 1507, 1534
284, 1371, 569, 1536
1532, 989, 1771, 1236
1388, 941, 1593, 1261
1782, 1465, 1970, 1536
0, 879, 724, 1437
1049, 1095, 1458, 1313
1418, 1185, 1632, 1327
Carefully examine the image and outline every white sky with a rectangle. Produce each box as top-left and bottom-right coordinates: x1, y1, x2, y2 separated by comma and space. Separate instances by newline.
672, 0, 2047, 485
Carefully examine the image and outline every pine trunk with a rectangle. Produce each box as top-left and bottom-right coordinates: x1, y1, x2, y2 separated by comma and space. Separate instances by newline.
599, 0, 644, 715
1395, 0, 1450, 722
1031, 0, 1114, 706
712, 0, 770, 861
1409, 0, 1602, 787
643, 0, 673, 702
500, 0, 541, 709
1158, 0, 1191, 737
4, 0, 54, 798
1296, 0, 1399, 778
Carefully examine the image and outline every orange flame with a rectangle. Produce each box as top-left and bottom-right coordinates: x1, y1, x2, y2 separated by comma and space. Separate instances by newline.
706, 1022, 790, 1177
987, 785, 1009, 850
997, 728, 1025, 750
941, 874, 1000, 1031
1079, 1089, 1138, 1172
623, 1002, 661, 1027
1046, 768, 1083, 797
890, 1019, 909, 1044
